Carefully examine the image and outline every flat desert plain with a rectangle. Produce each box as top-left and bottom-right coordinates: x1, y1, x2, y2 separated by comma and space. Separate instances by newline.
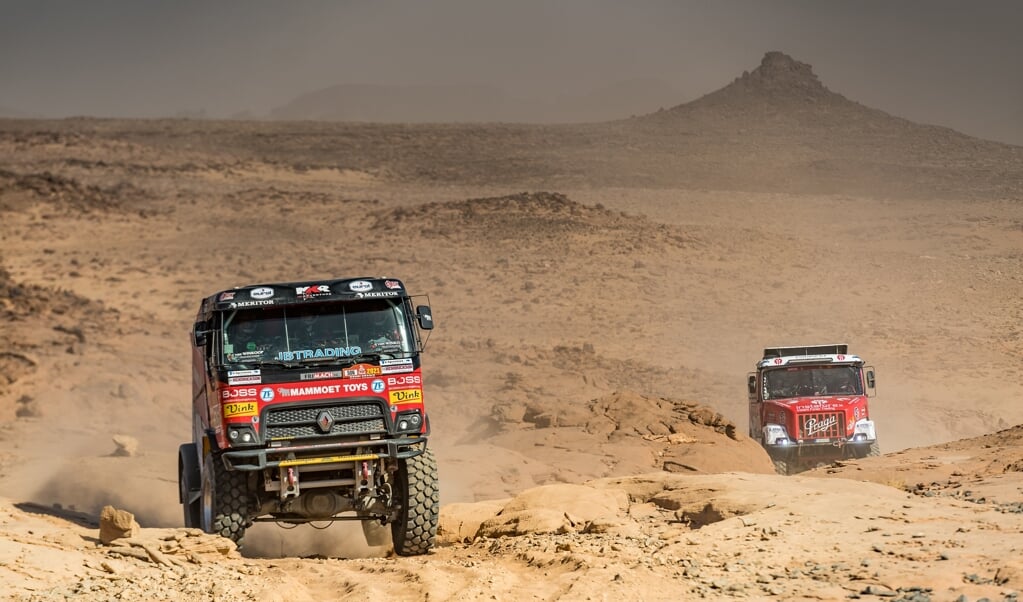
1, 53, 1022, 601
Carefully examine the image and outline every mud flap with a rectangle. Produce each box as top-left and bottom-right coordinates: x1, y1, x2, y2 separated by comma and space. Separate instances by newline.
179, 443, 201, 528
179, 444, 201, 503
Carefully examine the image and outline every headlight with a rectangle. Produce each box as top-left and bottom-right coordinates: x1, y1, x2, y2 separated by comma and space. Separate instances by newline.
227, 426, 260, 446
852, 419, 876, 441
763, 424, 790, 446
395, 410, 423, 433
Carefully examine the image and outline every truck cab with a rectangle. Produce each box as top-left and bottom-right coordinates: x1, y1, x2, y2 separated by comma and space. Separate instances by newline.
179, 277, 438, 555
748, 344, 879, 475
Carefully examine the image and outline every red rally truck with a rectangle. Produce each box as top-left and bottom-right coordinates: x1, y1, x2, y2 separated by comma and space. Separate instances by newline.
178, 277, 438, 555
748, 344, 879, 475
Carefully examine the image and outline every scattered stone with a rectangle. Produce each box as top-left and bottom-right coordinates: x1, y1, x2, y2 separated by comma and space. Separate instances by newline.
111, 434, 139, 457
99, 505, 140, 544
861, 584, 897, 597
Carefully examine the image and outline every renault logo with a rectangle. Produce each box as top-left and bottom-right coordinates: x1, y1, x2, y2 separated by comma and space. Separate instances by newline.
316, 411, 334, 433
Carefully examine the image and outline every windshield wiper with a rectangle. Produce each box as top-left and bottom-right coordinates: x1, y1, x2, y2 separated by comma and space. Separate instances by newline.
251, 360, 304, 369
297, 353, 389, 367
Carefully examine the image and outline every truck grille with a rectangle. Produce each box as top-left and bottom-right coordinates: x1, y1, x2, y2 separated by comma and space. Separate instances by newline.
798, 412, 844, 440
265, 401, 386, 440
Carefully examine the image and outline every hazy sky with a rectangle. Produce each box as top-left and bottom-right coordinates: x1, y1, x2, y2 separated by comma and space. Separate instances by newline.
2, 0, 1021, 144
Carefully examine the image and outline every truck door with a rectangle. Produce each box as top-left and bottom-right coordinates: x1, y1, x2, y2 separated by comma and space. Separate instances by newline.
747, 372, 761, 440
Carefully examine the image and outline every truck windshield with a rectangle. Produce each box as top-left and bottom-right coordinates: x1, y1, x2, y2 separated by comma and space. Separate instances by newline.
220, 299, 413, 366
763, 365, 862, 399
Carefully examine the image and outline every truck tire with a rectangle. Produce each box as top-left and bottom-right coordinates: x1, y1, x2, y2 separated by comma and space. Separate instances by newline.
391, 448, 439, 556
178, 444, 201, 528
867, 441, 880, 457
772, 457, 792, 476
200, 452, 251, 546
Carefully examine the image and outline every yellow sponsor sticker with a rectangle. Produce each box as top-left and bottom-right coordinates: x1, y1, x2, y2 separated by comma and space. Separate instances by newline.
224, 401, 258, 418
388, 388, 422, 404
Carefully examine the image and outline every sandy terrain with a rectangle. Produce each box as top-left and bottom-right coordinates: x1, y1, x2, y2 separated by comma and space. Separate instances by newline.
1, 52, 1021, 601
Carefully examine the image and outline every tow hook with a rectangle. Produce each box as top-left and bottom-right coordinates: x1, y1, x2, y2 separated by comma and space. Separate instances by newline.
356, 461, 375, 510
280, 466, 299, 500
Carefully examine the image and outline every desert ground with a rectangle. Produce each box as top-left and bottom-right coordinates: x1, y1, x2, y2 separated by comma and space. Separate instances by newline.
1, 53, 1022, 601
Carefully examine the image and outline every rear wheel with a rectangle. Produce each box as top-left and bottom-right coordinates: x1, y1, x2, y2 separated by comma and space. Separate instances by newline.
199, 452, 251, 546
178, 444, 201, 528
391, 448, 439, 556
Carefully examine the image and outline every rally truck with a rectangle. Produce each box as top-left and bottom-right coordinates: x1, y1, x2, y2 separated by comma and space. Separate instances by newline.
178, 277, 438, 555
747, 344, 879, 475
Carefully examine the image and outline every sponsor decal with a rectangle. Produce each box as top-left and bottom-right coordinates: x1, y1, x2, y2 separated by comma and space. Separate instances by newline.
389, 388, 422, 404
356, 291, 399, 298
384, 280, 402, 290
380, 358, 414, 374
227, 350, 263, 362
224, 401, 257, 418
276, 383, 368, 396
342, 364, 381, 379
276, 346, 362, 361
296, 284, 331, 299
387, 374, 422, 388
301, 370, 345, 381
228, 369, 261, 377
229, 375, 261, 386
371, 379, 385, 393
222, 387, 258, 400
804, 415, 838, 436
367, 340, 403, 353
259, 387, 275, 402
219, 292, 236, 301
250, 287, 274, 300
230, 300, 275, 308
349, 280, 373, 292
381, 363, 414, 374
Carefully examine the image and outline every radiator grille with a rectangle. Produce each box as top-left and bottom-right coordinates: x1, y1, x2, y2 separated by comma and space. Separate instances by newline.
798, 412, 844, 440
265, 402, 386, 440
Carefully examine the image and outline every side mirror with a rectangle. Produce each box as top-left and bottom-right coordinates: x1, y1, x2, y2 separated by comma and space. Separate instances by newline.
747, 374, 756, 394
192, 322, 208, 347
866, 369, 876, 389
416, 305, 434, 330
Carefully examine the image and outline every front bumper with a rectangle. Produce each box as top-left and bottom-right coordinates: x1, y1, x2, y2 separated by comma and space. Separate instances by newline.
221, 436, 427, 471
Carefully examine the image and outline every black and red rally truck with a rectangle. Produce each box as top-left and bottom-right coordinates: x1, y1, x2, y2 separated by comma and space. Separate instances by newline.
178, 277, 438, 555
748, 344, 879, 475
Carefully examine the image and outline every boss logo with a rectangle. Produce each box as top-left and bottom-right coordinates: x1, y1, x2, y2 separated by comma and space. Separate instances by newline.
222, 388, 258, 399
387, 375, 421, 387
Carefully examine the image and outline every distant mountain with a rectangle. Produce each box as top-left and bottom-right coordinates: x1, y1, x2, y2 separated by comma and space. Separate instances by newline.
139, 51, 1020, 199
268, 79, 683, 124
632, 51, 896, 129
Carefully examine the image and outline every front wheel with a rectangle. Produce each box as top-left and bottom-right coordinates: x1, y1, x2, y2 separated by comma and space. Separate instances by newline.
391, 448, 439, 556
851, 440, 881, 459
199, 452, 251, 546
771, 457, 792, 476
